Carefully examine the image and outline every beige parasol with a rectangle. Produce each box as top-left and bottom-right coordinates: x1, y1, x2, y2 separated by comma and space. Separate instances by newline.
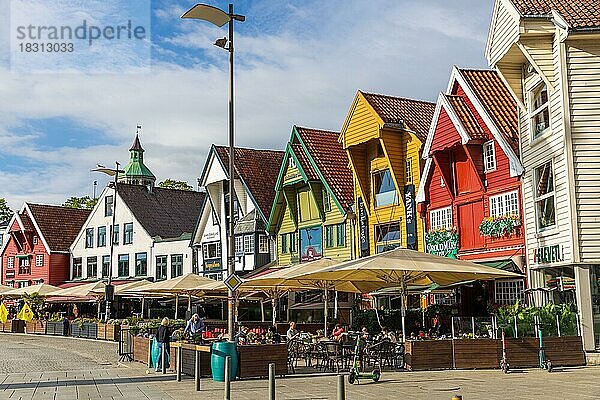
2, 283, 60, 298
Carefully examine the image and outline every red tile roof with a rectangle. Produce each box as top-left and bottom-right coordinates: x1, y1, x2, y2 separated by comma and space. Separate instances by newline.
291, 143, 319, 180
458, 69, 519, 151
444, 94, 487, 140
295, 126, 354, 209
509, 0, 600, 29
26, 204, 91, 252
360, 91, 436, 142
214, 146, 285, 221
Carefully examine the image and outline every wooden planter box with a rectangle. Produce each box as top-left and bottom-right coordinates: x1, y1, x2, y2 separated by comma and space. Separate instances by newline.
504, 338, 540, 368
26, 320, 46, 335
70, 322, 98, 339
96, 323, 120, 341
0, 320, 25, 333
237, 344, 288, 378
405, 340, 453, 371
171, 343, 212, 377
46, 321, 67, 336
452, 339, 500, 369
541, 336, 585, 367
133, 336, 150, 364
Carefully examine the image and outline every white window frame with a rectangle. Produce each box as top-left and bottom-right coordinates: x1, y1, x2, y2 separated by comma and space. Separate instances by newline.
495, 279, 525, 305
7, 257, 14, 268
35, 254, 44, 267
243, 235, 254, 254
529, 82, 550, 141
323, 189, 331, 212
33, 236, 38, 245
533, 160, 556, 231
430, 207, 452, 231
258, 234, 269, 254
235, 236, 243, 255
489, 191, 519, 219
483, 140, 496, 172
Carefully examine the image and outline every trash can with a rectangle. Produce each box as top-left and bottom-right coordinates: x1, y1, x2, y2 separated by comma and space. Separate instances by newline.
211, 341, 238, 382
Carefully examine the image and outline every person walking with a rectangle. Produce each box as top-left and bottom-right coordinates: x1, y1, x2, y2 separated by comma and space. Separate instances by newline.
155, 317, 171, 372
183, 313, 204, 339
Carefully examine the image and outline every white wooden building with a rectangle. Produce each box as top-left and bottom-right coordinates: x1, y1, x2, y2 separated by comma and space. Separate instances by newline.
487, 0, 600, 351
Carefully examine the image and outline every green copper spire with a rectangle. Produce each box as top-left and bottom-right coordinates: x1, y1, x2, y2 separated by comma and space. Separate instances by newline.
118, 133, 156, 187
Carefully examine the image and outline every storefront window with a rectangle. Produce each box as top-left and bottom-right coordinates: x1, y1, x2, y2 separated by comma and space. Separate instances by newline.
534, 161, 556, 230
373, 169, 397, 207
536, 266, 576, 305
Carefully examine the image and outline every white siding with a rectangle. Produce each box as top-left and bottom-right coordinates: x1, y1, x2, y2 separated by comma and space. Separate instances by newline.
486, 0, 520, 67
520, 39, 556, 86
567, 40, 600, 261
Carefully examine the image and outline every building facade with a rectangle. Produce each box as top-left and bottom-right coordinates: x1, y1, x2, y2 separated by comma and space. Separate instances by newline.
487, 0, 600, 350
191, 145, 284, 280
417, 67, 526, 309
340, 91, 435, 257
1, 203, 90, 287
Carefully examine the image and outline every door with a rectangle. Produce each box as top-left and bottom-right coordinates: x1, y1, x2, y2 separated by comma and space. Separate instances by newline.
458, 202, 484, 250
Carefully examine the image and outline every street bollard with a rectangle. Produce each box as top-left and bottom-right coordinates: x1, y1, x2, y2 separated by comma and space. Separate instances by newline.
269, 363, 276, 400
224, 356, 231, 400
337, 374, 345, 400
195, 349, 201, 391
161, 342, 167, 374
176, 345, 182, 382
147, 340, 152, 369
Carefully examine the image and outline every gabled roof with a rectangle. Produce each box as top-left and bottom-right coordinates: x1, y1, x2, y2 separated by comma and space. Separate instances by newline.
291, 143, 318, 180
360, 91, 436, 142
213, 146, 284, 223
295, 126, 354, 209
26, 204, 91, 252
458, 68, 519, 148
444, 95, 486, 139
117, 184, 205, 240
508, 0, 600, 29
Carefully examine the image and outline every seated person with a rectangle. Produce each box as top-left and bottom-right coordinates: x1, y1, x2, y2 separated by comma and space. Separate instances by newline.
380, 326, 397, 342
235, 326, 249, 344
361, 326, 370, 341
268, 325, 282, 343
184, 313, 204, 339
286, 321, 299, 340
332, 324, 345, 341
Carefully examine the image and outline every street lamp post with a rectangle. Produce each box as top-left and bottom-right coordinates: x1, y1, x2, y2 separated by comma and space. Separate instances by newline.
182, 3, 245, 340
93, 162, 124, 321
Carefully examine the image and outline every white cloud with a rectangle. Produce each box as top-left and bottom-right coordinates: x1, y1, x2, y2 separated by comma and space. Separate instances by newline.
0, 0, 493, 209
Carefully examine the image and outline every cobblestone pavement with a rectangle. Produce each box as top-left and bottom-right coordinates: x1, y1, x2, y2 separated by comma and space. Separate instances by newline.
2, 333, 600, 399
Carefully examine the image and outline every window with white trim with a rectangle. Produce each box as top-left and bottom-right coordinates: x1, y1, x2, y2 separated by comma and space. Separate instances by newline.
7, 257, 14, 269
35, 254, 44, 267
243, 235, 254, 254
33, 236, 38, 245
258, 234, 269, 254
490, 191, 519, 218
430, 207, 452, 230
483, 141, 496, 172
495, 279, 524, 305
235, 236, 243, 254
530, 84, 550, 140
534, 161, 556, 230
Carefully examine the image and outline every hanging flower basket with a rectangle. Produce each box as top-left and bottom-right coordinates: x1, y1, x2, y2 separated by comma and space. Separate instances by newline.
479, 214, 520, 237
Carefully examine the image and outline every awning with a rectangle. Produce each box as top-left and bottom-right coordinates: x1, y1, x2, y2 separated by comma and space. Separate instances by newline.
15, 254, 30, 259
478, 260, 522, 274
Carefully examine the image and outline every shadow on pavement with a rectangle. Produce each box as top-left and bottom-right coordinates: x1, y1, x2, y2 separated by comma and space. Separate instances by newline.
0, 374, 177, 390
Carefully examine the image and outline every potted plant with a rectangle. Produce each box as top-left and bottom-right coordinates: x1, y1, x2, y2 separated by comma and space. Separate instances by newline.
479, 214, 520, 237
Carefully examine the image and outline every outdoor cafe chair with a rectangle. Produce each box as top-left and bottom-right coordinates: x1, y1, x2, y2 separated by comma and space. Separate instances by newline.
324, 341, 344, 373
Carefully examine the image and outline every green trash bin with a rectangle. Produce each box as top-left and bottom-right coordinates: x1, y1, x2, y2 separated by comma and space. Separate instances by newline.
211, 341, 238, 381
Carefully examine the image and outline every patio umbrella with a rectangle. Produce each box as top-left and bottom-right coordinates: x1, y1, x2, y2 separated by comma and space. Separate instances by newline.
133, 273, 220, 319
0, 284, 11, 294
243, 258, 387, 334
291, 248, 521, 341
112, 280, 153, 318
2, 283, 60, 298
48, 281, 106, 319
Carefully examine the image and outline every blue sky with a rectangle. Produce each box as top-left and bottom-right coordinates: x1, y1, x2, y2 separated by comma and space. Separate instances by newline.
0, 0, 493, 209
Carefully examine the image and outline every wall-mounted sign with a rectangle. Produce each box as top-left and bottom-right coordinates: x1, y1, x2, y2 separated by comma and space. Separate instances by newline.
300, 226, 323, 262
204, 258, 222, 271
533, 244, 565, 264
202, 231, 220, 241
425, 229, 458, 259
358, 198, 370, 257
404, 185, 417, 249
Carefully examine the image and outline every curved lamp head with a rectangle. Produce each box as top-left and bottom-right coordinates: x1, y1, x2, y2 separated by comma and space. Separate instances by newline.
181, 4, 231, 27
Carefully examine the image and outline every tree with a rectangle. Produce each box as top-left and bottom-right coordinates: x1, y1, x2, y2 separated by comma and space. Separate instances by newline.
0, 198, 13, 223
158, 179, 194, 191
63, 196, 98, 210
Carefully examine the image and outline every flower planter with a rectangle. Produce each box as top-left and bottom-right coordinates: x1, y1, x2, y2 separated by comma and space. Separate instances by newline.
133, 336, 150, 364
96, 323, 120, 341
237, 344, 288, 378
46, 321, 67, 336
25, 320, 46, 335
404, 340, 453, 371
171, 343, 212, 377
0, 320, 25, 333
452, 339, 500, 369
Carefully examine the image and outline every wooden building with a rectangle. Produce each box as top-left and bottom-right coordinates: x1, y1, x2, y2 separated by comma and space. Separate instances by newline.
340, 91, 435, 256
417, 67, 525, 311
486, 0, 600, 351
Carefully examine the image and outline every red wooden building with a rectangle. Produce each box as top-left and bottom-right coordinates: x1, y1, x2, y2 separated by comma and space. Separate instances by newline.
1, 203, 90, 288
417, 67, 525, 308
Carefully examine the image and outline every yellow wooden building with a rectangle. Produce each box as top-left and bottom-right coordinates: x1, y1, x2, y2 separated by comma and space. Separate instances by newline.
268, 126, 355, 266
340, 91, 435, 256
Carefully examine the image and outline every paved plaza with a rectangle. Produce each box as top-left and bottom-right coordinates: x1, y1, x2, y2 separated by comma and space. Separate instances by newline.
1, 333, 600, 400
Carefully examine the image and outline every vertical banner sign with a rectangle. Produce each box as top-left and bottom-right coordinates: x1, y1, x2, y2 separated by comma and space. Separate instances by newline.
404, 185, 417, 249
358, 198, 370, 257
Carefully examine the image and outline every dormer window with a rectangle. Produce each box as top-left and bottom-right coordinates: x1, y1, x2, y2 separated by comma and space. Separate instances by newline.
483, 141, 496, 172
530, 84, 550, 140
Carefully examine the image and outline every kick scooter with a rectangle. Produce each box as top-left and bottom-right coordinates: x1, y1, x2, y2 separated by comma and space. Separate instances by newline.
348, 335, 381, 384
